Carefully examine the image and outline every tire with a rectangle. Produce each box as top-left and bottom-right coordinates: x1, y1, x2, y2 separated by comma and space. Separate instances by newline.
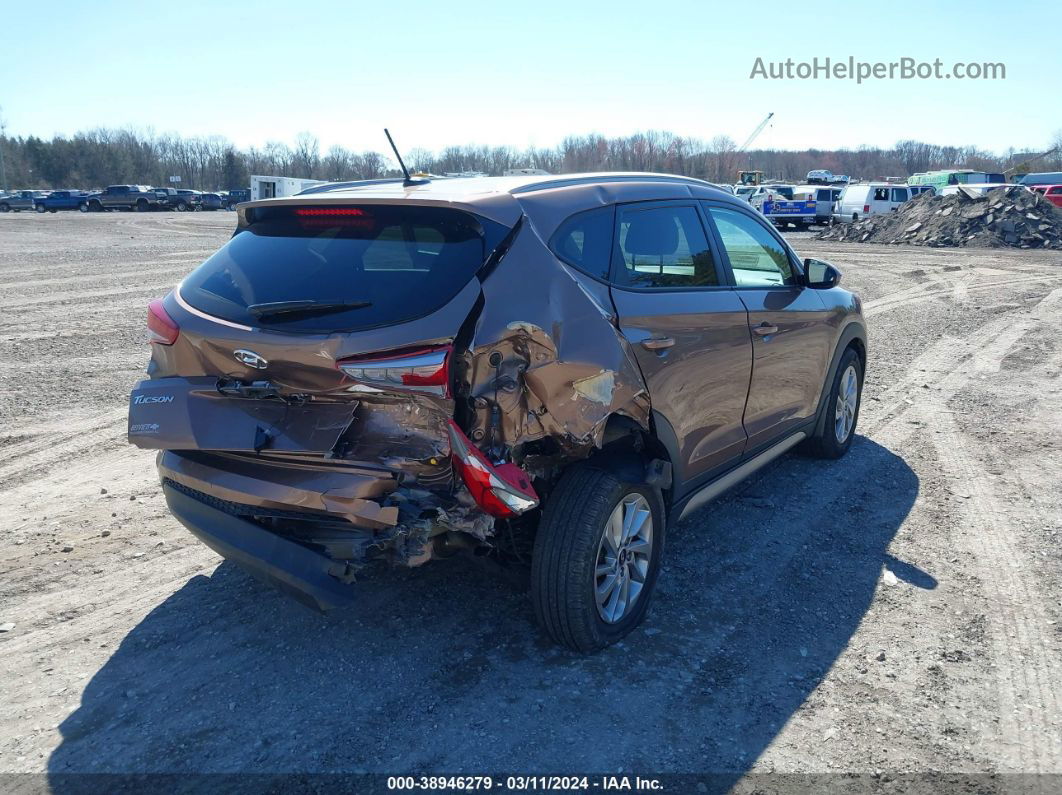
852, 213, 859, 222
0, 203, 9, 213
78, 203, 89, 213
802, 347, 863, 459
175, 202, 187, 212
135, 199, 148, 212
89, 200, 102, 212
36, 204, 46, 213
531, 464, 665, 653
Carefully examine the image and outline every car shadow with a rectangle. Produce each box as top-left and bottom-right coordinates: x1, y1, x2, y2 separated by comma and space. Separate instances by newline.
48, 436, 921, 788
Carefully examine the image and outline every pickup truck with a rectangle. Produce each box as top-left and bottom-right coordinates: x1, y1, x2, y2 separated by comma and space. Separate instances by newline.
84, 185, 164, 212
35, 190, 92, 212
152, 188, 198, 212
749, 188, 818, 228
0, 191, 49, 213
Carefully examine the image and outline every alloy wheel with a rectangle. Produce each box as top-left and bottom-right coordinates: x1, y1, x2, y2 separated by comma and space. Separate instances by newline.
594, 493, 653, 624
834, 364, 859, 443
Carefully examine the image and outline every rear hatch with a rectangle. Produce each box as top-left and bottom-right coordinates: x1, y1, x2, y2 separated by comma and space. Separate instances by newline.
130, 202, 511, 484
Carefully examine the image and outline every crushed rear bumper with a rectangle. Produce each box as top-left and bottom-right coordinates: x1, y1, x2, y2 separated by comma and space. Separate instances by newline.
162, 481, 357, 611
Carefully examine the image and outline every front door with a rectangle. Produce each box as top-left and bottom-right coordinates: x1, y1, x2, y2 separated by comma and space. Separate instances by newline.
703, 203, 833, 452
608, 201, 753, 490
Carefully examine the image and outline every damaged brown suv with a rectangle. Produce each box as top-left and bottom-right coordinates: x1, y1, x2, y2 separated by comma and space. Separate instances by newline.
128, 173, 866, 652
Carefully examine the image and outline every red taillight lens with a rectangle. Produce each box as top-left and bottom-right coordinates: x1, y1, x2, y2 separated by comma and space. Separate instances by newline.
147, 299, 179, 345
863, 204, 870, 213
337, 345, 451, 396
446, 421, 539, 518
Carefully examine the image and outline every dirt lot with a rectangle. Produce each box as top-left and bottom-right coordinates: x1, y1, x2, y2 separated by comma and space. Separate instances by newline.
1, 212, 1060, 788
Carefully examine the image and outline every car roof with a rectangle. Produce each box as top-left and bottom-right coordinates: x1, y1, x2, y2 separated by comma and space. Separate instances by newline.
241, 172, 741, 228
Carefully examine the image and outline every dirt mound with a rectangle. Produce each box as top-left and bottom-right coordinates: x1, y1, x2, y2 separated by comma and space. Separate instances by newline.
817, 186, 1062, 248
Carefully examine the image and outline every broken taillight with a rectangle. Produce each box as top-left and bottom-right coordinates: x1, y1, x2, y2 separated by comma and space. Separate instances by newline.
147, 298, 179, 345
337, 345, 452, 396
446, 421, 539, 518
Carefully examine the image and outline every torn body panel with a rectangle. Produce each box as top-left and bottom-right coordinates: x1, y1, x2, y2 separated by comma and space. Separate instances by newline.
462, 222, 650, 469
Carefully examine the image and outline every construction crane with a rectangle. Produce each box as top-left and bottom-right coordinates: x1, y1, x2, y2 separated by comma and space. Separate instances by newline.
736, 112, 774, 185
738, 112, 775, 152
1003, 146, 1059, 178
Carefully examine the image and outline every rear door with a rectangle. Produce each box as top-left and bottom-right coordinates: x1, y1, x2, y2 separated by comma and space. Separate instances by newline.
703, 203, 833, 452
607, 201, 753, 488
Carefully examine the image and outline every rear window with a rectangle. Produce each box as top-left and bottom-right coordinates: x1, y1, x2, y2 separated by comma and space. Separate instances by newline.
181, 205, 508, 333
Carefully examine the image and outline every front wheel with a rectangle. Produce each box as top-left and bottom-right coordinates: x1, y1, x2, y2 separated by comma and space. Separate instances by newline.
78, 203, 89, 213
36, 204, 46, 213
531, 464, 665, 652
802, 347, 863, 459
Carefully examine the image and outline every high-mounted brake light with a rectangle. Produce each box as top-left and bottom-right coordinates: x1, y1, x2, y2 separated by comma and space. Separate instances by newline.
446, 420, 539, 518
147, 298, 179, 345
294, 207, 366, 216
337, 345, 452, 396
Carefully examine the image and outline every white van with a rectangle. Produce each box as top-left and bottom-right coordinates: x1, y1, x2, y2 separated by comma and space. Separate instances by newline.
834, 183, 911, 222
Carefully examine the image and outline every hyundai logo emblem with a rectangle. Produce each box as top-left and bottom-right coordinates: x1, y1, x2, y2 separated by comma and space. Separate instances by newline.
233, 349, 268, 369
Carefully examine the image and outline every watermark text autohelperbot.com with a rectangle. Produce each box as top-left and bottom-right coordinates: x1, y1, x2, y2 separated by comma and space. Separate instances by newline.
750, 56, 1005, 83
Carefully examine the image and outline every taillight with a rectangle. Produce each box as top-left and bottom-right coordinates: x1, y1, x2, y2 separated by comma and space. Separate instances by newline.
337, 345, 452, 396
863, 204, 870, 213
147, 299, 179, 345
446, 421, 539, 517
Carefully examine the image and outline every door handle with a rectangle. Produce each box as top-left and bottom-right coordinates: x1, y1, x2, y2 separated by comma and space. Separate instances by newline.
640, 337, 675, 351
753, 323, 779, 337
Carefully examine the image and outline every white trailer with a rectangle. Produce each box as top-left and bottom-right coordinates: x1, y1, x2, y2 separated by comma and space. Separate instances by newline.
250, 175, 327, 201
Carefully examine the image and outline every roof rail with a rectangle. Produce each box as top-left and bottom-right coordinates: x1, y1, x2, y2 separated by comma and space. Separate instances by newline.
510, 173, 718, 195
296, 178, 407, 196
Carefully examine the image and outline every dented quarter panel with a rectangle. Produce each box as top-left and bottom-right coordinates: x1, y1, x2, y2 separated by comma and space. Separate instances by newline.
465, 212, 651, 460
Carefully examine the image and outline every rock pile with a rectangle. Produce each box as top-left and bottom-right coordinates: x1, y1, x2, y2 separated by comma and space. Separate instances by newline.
817, 186, 1062, 248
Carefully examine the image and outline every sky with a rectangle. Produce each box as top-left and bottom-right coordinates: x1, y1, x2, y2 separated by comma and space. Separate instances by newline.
1, 0, 1058, 156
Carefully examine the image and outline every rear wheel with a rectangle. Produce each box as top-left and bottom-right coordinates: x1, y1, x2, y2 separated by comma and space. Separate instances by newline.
175, 202, 187, 212
802, 347, 862, 459
0, 203, 9, 213
78, 203, 89, 213
531, 464, 665, 652
135, 198, 148, 212
89, 200, 102, 212
36, 204, 46, 213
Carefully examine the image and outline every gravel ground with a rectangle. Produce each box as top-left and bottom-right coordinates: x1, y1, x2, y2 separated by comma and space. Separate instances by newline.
1, 213, 1060, 789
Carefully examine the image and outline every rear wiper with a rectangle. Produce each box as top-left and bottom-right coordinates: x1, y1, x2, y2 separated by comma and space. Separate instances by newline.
247, 299, 372, 320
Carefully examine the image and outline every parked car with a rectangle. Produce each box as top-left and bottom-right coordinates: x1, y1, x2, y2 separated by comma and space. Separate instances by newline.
833, 183, 912, 222
197, 192, 224, 211
223, 188, 251, 209
35, 190, 91, 212
1016, 172, 1062, 187
0, 190, 49, 213
1029, 184, 1062, 208
807, 170, 850, 185
153, 187, 197, 212
85, 185, 164, 212
940, 183, 1019, 197
127, 172, 867, 652
794, 185, 843, 224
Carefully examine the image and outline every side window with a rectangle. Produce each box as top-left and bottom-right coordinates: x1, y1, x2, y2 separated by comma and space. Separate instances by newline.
614, 204, 717, 288
550, 206, 614, 280
707, 206, 795, 288
891, 187, 909, 202
873, 187, 889, 201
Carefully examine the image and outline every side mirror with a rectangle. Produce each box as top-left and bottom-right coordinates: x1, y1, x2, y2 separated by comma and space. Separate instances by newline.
804, 258, 842, 289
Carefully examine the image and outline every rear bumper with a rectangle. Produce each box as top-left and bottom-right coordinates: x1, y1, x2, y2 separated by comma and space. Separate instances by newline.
162, 481, 357, 611
157, 449, 401, 531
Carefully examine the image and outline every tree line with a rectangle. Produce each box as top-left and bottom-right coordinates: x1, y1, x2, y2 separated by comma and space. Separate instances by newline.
1, 126, 1059, 191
